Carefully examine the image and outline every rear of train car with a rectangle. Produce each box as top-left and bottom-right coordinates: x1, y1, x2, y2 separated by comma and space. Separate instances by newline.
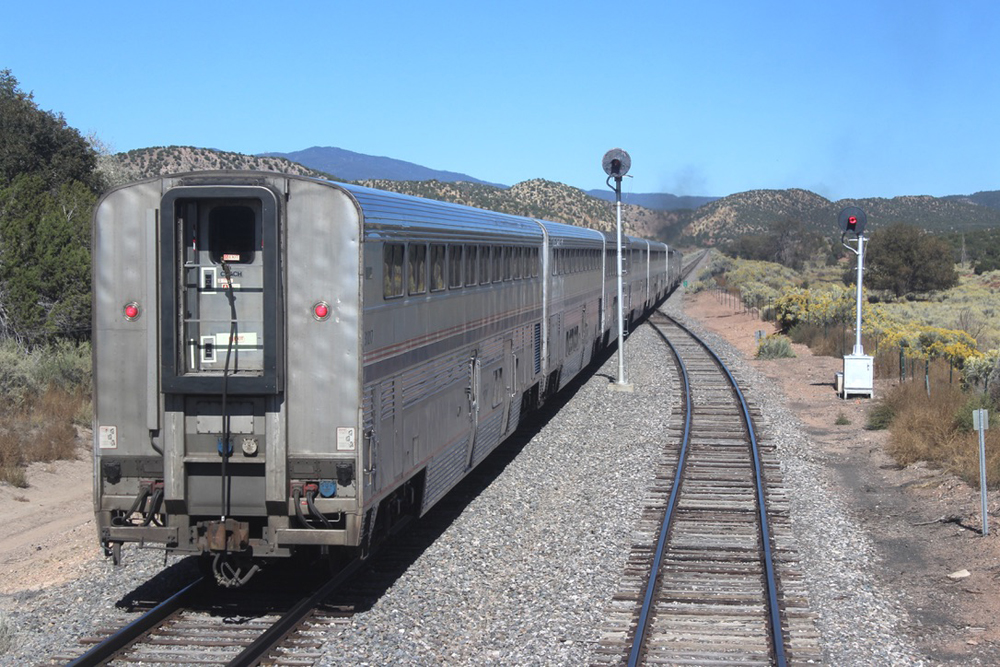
92, 171, 677, 584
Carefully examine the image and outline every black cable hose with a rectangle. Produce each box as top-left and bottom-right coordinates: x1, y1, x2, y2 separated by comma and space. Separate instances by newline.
219, 261, 238, 525
305, 490, 333, 528
141, 488, 164, 526
292, 487, 312, 529
112, 488, 149, 526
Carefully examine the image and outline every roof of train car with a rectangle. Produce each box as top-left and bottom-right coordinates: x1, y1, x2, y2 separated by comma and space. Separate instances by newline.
336, 181, 545, 240
102, 171, 666, 247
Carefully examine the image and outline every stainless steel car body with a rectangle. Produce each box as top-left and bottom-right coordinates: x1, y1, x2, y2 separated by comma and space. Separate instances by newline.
92, 172, 679, 568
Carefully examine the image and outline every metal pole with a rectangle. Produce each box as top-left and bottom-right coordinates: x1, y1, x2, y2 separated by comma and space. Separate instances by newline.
615, 178, 626, 385
853, 233, 865, 356
977, 409, 989, 536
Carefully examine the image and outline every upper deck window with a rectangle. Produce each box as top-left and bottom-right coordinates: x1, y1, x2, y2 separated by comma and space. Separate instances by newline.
408, 243, 427, 295
430, 244, 446, 292
465, 245, 478, 286
383, 243, 404, 298
448, 245, 463, 288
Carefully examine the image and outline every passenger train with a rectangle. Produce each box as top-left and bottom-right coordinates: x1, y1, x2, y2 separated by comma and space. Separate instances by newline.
92, 171, 682, 585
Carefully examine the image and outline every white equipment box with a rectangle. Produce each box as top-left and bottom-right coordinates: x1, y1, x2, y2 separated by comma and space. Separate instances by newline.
842, 354, 873, 399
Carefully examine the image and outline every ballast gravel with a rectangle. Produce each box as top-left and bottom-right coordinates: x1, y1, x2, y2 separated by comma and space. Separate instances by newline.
0, 286, 929, 665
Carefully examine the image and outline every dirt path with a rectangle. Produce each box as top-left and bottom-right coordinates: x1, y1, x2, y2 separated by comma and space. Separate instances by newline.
0, 453, 98, 595
683, 288, 1000, 664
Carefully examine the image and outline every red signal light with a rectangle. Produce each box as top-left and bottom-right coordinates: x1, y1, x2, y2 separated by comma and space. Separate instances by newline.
313, 302, 330, 321
124, 302, 140, 321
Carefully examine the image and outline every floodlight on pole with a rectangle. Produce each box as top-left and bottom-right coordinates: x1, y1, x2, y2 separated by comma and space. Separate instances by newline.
603, 148, 631, 388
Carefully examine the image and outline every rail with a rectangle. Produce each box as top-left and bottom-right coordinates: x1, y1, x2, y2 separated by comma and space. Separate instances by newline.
625, 312, 787, 666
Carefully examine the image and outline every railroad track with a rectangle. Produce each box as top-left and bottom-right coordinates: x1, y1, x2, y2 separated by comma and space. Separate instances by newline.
594, 311, 820, 666
54, 558, 366, 666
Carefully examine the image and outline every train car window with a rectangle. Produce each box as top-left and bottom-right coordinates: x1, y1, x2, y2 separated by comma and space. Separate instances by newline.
491, 367, 504, 408
430, 244, 446, 292
208, 205, 256, 264
383, 243, 404, 298
408, 243, 427, 295
479, 244, 491, 284
503, 246, 512, 281
532, 248, 539, 277
465, 245, 478, 286
513, 247, 522, 280
448, 245, 463, 288
492, 246, 502, 283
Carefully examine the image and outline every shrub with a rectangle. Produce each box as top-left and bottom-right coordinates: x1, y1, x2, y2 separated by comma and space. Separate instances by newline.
756, 334, 795, 359
954, 392, 992, 433
866, 400, 897, 430
885, 381, 966, 467
835, 412, 850, 425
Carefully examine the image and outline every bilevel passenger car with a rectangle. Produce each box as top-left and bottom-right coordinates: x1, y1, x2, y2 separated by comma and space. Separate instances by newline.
92, 172, 682, 585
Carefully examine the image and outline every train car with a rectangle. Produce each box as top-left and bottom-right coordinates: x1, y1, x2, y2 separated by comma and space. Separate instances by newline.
92, 172, 679, 585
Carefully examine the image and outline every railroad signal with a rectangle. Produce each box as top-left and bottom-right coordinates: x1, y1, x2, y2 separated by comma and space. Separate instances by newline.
602, 148, 631, 179
838, 206, 873, 399
603, 148, 632, 390
838, 206, 867, 236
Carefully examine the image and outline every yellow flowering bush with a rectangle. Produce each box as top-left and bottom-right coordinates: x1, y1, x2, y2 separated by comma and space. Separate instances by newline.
880, 325, 982, 367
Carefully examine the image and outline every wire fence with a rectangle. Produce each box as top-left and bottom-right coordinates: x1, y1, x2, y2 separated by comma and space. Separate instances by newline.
712, 284, 964, 397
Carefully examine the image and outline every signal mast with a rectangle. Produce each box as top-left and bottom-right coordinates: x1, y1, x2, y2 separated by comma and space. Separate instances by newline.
839, 206, 873, 399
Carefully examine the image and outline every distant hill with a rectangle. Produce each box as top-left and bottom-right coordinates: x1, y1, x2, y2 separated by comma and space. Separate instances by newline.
943, 190, 1000, 211
114, 146, 333, 185
585, 189, 718, 211
260, 146, 503, 187
686, 188, 1000, 245
113, 145, 1000, 248
112, 145, 679, 241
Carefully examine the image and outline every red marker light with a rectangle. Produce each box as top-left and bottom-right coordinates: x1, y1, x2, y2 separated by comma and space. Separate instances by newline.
124, 302, 140, 320
313, 302, 330, 320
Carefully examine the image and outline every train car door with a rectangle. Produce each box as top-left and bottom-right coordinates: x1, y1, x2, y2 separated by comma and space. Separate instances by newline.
502, 339, 515, 435
465, 352, 481, 470
367, 378, 398, 497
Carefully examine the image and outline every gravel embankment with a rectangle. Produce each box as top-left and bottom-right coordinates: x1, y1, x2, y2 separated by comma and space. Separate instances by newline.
1, 286, 927, 665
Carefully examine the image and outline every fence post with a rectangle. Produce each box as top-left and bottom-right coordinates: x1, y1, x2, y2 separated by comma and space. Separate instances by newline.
925, 360, 930, 397
900, 347, 905, 383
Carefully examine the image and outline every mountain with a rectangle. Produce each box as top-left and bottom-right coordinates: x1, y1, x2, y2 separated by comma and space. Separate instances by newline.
112, 145, 1000, 247
943, 190, 1000, 211
112, 146, 680, 240
112, 146, 333, 185
685, 188, 1000, 245
585, 190, 718, 211
260, 146, 503, 187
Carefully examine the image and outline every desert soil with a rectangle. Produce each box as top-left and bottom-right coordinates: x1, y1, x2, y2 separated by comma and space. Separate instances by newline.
1, 290, 998, 663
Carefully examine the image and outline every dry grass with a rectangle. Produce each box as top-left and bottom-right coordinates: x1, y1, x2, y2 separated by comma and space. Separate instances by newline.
0, 384, 87, 487
787, 323, 850, 358
879, 376, 1000, 487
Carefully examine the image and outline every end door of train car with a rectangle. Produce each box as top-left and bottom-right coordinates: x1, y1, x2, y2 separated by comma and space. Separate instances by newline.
93, 173, 367, 582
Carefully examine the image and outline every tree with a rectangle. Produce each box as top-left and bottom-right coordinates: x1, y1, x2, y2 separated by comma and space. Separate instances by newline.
0, 174, 94, 342
0, 70, 101, 344
859, 222, 958, 296
724, 218, 822, 271
0, 70, 100, 194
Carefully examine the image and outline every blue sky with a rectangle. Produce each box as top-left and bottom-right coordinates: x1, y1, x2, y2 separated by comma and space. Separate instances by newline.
4, 1, 998, 200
